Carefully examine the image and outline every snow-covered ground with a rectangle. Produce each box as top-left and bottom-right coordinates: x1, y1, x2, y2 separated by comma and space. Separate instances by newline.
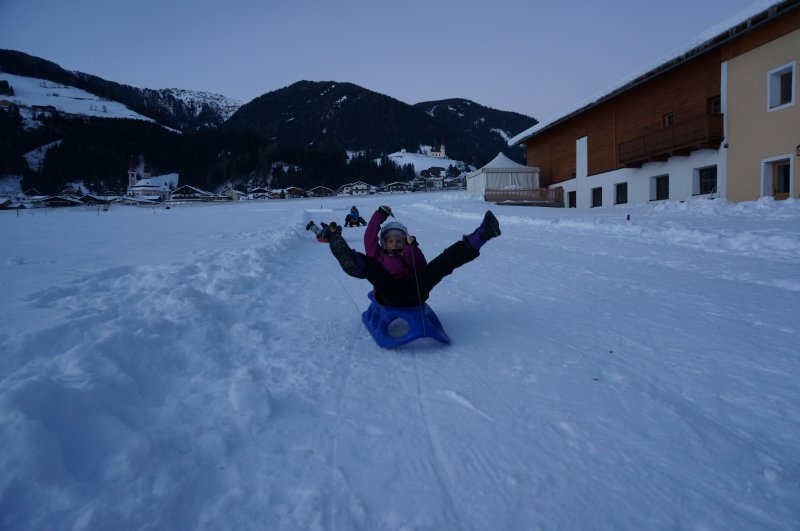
1, 193, 798, 530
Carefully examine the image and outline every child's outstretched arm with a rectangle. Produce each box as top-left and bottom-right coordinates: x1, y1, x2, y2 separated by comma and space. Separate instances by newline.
364, 206, 391, 258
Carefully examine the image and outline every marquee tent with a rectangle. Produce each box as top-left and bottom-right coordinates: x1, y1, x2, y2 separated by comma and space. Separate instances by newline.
466, 152, 540, 197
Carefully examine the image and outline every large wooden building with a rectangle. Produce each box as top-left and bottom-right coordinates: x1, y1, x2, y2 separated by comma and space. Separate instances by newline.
509, 0, 799, 207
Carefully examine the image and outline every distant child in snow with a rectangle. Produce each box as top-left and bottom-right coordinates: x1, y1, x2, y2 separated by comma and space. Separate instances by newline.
306, 221, 341, 242
327, 205, 501, 307
345, 205, 367, 227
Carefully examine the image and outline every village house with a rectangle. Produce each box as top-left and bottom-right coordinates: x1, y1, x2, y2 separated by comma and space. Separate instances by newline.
445, 175, 466, 190
383, 181, 412, 193
222, 187, 247, 200
308, 185, 336, 197
249, 187, 274, 199
282, 186, 306, 199
424, 176, 445, 190
118, 195, 158, 206
30, 105, 57, 119
40, 195, 83, 208
79, 194, 119, 206
171, 185, 216, 201
339, 181, 372, 195
508, 0, 799, 207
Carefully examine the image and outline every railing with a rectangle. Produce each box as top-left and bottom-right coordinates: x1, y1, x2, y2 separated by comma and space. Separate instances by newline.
485, 187, 564, 203
618, 113, 723, 166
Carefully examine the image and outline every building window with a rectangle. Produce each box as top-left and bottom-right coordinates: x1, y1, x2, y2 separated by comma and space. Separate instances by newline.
615, 182, 628, 205
663, 112, 675, 127
651, 175, 669, 201
708, 95, 721, 114
768, 62, 795, 110
695, 166, 717, 195
591, 187, 602, 208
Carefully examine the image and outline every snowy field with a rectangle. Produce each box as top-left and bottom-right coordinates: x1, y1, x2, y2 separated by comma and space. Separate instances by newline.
1, 192, 798, 530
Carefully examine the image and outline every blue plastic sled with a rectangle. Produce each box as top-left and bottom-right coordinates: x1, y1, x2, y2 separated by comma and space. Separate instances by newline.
361, 291, 451, 348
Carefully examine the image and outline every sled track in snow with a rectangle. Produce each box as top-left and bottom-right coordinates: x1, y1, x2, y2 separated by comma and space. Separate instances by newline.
411, 352, 465, 528
321, 249, 367, 530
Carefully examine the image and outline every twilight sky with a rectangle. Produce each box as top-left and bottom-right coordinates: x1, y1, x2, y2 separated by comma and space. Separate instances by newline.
1, 0, 760, 121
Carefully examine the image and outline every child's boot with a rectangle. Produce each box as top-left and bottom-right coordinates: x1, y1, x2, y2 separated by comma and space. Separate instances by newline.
466, 210, 501, 251
329, 233, 363, 274
306, 221, 316, 231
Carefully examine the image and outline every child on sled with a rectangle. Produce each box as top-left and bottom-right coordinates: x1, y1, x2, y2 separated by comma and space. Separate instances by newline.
327, 205, 500, 307
344, 205, 367, 227
305, 220, 341, 242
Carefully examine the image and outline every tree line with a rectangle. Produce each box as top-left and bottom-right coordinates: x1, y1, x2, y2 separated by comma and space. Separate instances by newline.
1, 111, 421, 195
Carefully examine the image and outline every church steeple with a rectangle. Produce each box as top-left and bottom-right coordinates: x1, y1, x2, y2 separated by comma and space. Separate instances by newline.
128, 156, 138, 188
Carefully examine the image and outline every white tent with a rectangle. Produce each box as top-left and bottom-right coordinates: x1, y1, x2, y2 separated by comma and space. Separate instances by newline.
466, 152, 540, 197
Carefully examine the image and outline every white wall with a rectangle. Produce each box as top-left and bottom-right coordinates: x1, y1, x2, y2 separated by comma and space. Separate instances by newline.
556, 137, 724, 208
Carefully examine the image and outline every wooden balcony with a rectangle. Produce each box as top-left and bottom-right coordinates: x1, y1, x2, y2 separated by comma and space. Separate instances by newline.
618, 113, 724, 167
485, 187, 564, 206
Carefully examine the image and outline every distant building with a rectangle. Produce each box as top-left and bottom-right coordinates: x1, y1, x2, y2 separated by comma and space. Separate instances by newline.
250, 187, 274, 199
222, 187, 247, 200
126, 162, 177, 201
430, 144, 446, 158
308, 186, 336, 197
283, 186, 306, 198
30, 105, 57, 119
340, 181, 372, 195
384, 181, 412, 193
171, 185, 215, 201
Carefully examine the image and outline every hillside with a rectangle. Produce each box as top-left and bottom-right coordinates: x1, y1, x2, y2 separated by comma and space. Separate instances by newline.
225, 80, 536, 168
0, 50, 537, 194
0, 49, 241, 132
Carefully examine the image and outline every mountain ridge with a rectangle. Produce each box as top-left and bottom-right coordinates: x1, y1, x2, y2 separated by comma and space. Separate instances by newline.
0, 49, 538, 193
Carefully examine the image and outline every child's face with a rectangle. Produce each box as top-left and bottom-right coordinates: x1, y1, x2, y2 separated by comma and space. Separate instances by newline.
383, 231, 405, 252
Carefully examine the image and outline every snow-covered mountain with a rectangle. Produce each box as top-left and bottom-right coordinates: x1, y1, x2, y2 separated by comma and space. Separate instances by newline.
161, 87, 241, 122
0, 49, 242, 132
141, 86, 242, 129
0, 72, 161, 127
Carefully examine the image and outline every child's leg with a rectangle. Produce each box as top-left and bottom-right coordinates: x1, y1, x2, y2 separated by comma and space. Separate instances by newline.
306, 222, 321, 236
417, 212, 500, 293
419, 239, 479, 293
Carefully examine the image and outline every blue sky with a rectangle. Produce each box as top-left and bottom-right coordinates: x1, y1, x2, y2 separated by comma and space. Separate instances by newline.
0, 0, 760, 120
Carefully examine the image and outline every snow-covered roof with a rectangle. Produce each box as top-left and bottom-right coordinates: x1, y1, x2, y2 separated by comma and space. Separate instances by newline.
135, 173, 179, 190
508, 0, 784, 146
480, 152, 534, 170
173, 185, 212, 196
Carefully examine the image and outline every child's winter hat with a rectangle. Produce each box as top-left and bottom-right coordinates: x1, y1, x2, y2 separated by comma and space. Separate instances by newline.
379, 221, 408, 240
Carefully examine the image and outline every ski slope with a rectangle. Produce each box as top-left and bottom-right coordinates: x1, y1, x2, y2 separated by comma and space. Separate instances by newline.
1, 192, 798, 530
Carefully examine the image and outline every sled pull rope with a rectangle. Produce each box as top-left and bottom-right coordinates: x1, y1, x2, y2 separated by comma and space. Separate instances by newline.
395, 213, 426, 333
